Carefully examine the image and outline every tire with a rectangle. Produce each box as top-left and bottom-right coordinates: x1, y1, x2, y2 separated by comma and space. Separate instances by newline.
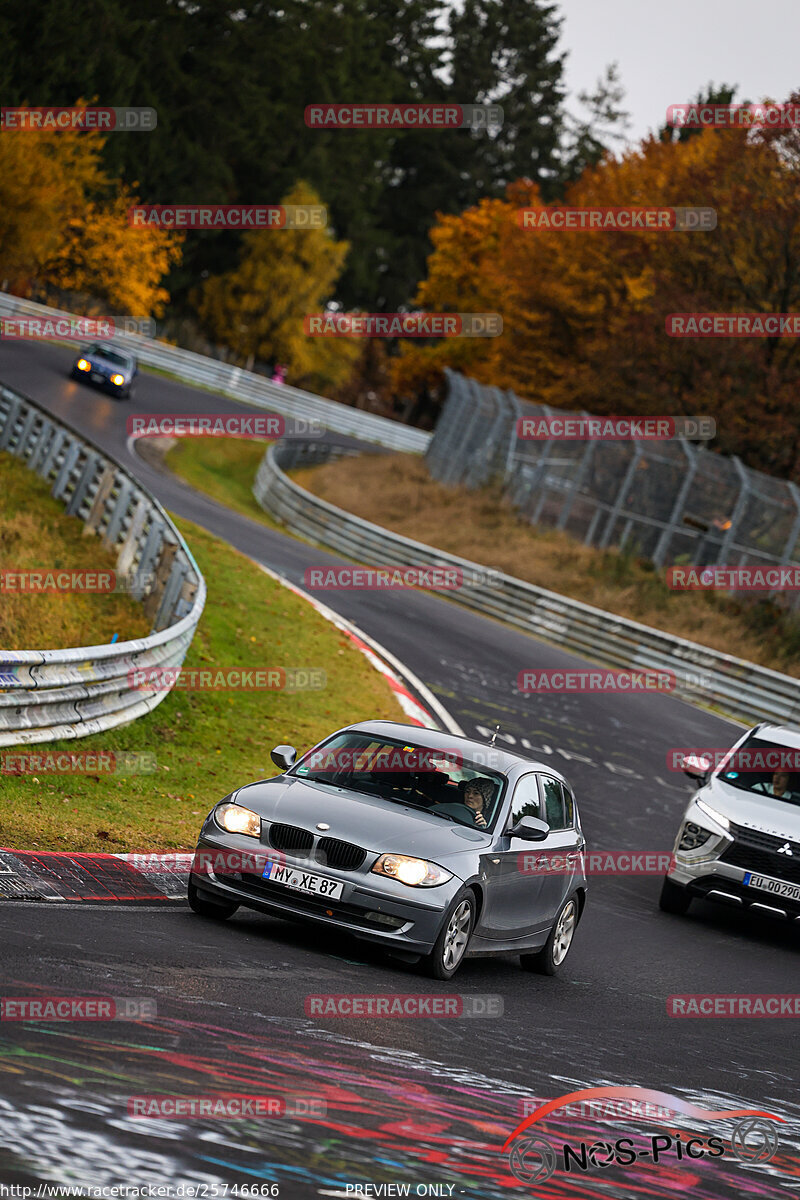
520, 894, 579, 975
421, 889, 476, 980
187, 879, 239, 920
659, 877, 692, 915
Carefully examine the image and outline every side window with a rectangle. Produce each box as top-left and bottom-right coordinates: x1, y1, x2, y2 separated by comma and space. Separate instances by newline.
561, 784, 575, 829
509, 774, 542, 827
540, 776, 566, 830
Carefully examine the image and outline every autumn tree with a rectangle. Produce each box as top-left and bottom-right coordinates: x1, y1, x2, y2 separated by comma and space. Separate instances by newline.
195, 182, 359, 391
0, 111, 181, 316
394, 109, 800, 478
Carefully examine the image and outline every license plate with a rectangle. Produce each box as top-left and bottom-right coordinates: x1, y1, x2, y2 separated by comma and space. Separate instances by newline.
743, 872, 800, 902
90, 372, 104, 382
262, 861, 343, 899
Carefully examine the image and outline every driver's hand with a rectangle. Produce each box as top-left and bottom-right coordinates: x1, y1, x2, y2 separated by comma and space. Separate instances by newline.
474, 812, 487, 827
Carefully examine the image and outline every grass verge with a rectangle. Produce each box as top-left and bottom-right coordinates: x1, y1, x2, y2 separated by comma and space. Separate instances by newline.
165, 437, 281, 529
0, 450, 150, 650
0, 515, 408, 852
160, 436, 800, 673
293, 454, 800, 676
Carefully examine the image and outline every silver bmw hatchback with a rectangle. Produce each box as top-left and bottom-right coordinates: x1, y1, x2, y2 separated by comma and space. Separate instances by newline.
188, 721, 588, 978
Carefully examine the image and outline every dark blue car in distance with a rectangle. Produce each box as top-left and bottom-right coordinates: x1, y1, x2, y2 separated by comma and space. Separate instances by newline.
71, 342, 138, 399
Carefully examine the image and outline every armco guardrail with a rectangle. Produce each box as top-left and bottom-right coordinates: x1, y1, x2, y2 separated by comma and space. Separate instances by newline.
0, 381, 206, 747
0, 292, 431, 454
254, 441, 800, 728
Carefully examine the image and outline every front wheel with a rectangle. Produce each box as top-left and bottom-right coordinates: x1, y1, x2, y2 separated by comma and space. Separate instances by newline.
421, 890, 476, 980
659, 877, 692, 915
520, 894, 579, 975
188, 879, 239, 920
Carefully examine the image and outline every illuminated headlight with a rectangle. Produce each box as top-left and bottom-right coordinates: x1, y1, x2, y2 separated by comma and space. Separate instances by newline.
678, 821, 712, 851
214, 802, 261, 838
696, 799, 730, 830
77, 359, 90, 371
111, 373, 125, 386
371, 854, 452, 888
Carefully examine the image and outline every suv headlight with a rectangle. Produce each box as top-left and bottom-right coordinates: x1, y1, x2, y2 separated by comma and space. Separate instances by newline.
678, 821, 712, 851
371, 854, 452, 888
696, 799, 730, 830
214, 802, 261, 838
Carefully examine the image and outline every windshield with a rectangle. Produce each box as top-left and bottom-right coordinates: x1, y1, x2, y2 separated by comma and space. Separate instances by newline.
291, 732, 507, 830
715, 733, 800, 806
86, 344, 131, 367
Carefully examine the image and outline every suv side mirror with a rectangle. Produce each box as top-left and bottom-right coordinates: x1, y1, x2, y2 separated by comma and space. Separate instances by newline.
682, 754, 710, 788
509, 815, 550, 841
271, 744, 297, 771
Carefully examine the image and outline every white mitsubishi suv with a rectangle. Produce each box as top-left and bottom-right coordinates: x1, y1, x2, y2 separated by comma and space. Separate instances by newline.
660, 722, 800, 921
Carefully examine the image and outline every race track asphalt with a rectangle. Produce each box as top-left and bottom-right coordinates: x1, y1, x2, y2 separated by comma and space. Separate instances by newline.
0, 340, 797, 1197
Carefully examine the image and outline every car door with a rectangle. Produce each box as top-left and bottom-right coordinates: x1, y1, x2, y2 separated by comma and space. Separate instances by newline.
536, 775, 585, 923
478, 773, 550, 940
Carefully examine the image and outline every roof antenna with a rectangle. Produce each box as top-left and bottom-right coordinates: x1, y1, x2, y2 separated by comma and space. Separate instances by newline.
489, 724, 500, 747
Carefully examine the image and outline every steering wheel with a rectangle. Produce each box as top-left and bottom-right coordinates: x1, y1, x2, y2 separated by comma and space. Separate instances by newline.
431, 801, 482, 825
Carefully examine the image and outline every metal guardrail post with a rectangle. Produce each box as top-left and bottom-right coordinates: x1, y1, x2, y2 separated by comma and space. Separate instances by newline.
714, 456, 751, 565
597, 444, 643, 550
0, 381, 206, 747
0, 290, 432, 454
251, 439, 800, 728
556, 413, 596, 531
652, 438, 698, 568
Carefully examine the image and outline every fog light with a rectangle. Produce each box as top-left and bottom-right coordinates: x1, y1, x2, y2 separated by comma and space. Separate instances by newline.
366, 911, 405, 927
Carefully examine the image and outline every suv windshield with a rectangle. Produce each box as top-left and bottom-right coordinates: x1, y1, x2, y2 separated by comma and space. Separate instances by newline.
715, 733, 800, 806
291, 732, 507, 830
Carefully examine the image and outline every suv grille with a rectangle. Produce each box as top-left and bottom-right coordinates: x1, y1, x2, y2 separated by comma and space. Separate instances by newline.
720, 822, 800, 886
316, 837, 367, 871
268, 823, 314, 855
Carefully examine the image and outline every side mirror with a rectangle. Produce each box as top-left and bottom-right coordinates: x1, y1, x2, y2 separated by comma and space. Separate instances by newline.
509, 815, 550, 841
682, 754, 710, 788
271, 744, 297, 771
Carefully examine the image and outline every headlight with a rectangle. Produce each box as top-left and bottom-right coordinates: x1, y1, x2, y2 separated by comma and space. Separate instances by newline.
678, 821, 712, 850
214, 802, 261, 837
696, 799, 730, 830
77, 359, 90, 371
371, 853, 452, 888
111, 373, 125, 386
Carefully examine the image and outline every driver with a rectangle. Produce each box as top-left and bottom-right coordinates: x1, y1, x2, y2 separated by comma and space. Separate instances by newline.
463, 778, 494, 828
753, 770, 799, 802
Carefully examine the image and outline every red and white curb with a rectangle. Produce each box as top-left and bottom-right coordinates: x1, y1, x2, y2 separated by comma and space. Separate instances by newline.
255, 560, 463, 735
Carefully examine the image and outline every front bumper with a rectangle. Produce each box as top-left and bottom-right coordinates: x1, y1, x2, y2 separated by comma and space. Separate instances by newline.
189, 835, 460, 952
72, 365, 128, 394
668, 848, 800, 921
